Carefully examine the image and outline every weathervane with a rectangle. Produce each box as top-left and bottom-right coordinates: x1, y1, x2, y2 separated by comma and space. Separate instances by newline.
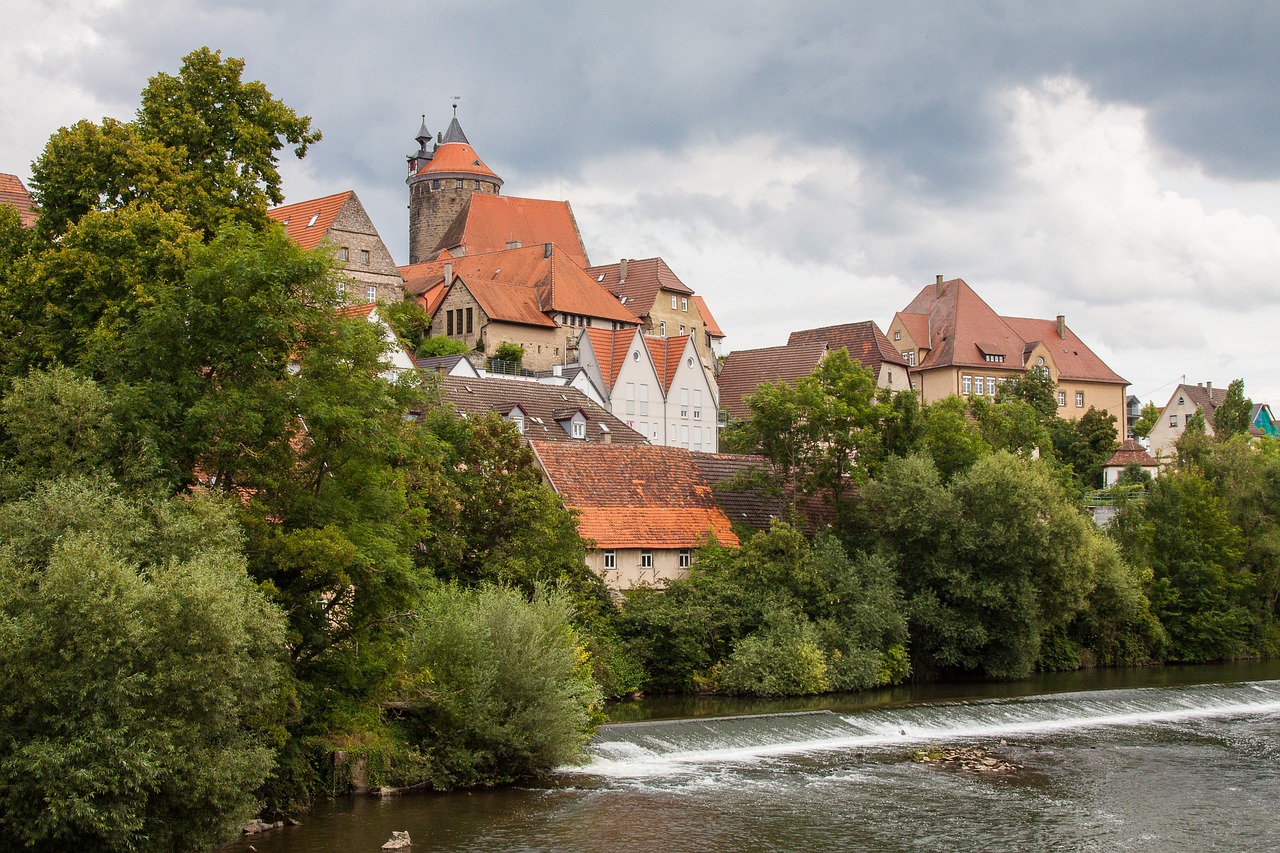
452, 96, 460, 117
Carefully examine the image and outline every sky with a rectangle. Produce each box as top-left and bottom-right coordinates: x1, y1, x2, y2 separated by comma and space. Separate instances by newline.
4, 0, 1280, 411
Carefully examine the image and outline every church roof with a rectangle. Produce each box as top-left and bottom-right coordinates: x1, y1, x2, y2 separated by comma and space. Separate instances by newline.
0, 173, 38, 228
434, 195, 590, 267
267, 190, 353, 250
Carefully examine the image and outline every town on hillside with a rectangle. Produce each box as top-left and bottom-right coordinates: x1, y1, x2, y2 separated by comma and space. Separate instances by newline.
3, 113, 1275, 593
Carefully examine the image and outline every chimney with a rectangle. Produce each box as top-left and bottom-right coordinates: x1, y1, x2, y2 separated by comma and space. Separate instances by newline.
935, 274, 943, 297
443, 262, 453, 283
1056, 314, 1066, 339
1207, 381, 1213, 396
619, 258, 628, 283
544, 242, 552, 259
602, 430, 612, 445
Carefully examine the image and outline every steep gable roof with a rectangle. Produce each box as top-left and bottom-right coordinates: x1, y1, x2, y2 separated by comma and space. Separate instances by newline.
900, 278, 1025, 371
717, 343, 828, 421
1166, 383, 1229, 428
1003, 316, 1127, 384
531, 441, 739, 549
586, 257, 694, 318
642, 334, 691, 394
435, 375, 646, 445
581, 327, 636, 392
788, 320, 908, 374
434, 194, 590, 267
267, 190, 352, 250
1105, 439, 1158, 469
692, 295, 724, 338
0, 173, 37, 228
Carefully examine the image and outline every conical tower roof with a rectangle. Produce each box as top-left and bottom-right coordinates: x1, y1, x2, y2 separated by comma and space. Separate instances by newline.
410, 111, 501, 185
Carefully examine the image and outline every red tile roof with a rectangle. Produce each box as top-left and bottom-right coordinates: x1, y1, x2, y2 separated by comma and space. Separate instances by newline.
434, 195, 590, 267
335, 302, 376, 320
399, 244, 639, 328
1105, 439, 1158, 468
643, 334, 692, 394
581, 327, 635, 392
267, 191, 353, 250
531, 441, 740, 549
586, 257, 694, 318
692, 295, 724, 338
0, 173, 38, 228
788, 320, 907, 374
1003, 316, 1127, 384
413, 141, 501, 182
717, 343, 828, 421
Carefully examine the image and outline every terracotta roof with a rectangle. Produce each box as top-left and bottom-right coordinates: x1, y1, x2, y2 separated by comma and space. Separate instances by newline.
267, 191, 352, 250
690, 453, 787, 530
788, 321, 908, 373
435, 376, 646, 445
586, 257, 694, 318
1105, 439, 1158, 468
898, 277, 1126, 385
0, 173, 37, 228
399, 244, 638, 328
643, 334, 691, 394
530, 441, 740, 549
400, 250, 455, 296
413, 139, 501, 182
434, 194, 590, 267
581, 327, 635, 392
717, 343, 828, 421
692, 295, 724, 338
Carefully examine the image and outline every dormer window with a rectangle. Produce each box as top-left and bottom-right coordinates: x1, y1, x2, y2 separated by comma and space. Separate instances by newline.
572, 420, 585, 439
306, 213, 319, 227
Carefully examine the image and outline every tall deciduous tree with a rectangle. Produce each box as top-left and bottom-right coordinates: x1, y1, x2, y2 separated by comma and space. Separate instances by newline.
1213, 379, 1253, 440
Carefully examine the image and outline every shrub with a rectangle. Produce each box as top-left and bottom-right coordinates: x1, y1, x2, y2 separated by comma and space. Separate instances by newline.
720, 612, 830, 696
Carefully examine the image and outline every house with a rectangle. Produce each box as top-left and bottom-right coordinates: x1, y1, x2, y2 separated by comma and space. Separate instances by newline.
334, 302, 418, 377
0, 173, 37, 227
1101, 439, 1160, 487
1146, 382, 1227, 460
267, 191, 404, 304
431, 375, 646, 446
415, 354, 480, 378
692, 295, 726, 363
405, 112, 589, 267
585, 257, 724, 373
400, 243, 639, 373
530, 440, 739, 590
1125, 395, 1144, 439
787, 321, 911, 391
1251, 403, 1278, 439
689, 452, 788, 531
889, 276, 1128, 438
575, 327, 720, 451
716, 342, 828, 422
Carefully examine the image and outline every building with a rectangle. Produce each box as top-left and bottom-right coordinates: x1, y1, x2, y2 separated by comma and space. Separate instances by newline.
787, 321, 911, 391
888, 276, 1128, 438
1146, 382, 1228, 460
333, 302, 418, 378
402, 243, 640, 373
530, 440, 739, 590
268, 191, 404, 304
1101, 439, 1160, 487
716, 342, 828, 422
576, 327, 720, 451
1251, 403, 1278, 439
0, 173, 37, 227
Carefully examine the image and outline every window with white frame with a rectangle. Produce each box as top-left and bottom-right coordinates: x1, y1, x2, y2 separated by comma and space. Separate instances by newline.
986, 377, 996, 396
1076, 392, 1084, 408
680, 388, 689, 418
681, 297, 689, 312
603, 550, 616, 569
693, 389, 702, 420
659, 321, 666, 336
626, 382, 636, 415
1057, 391, 1066, 407
681, 424, 690, 447
639, 384, 649, 415
366, 285, 377, 303
572, 419, 586, 439
1170, 414, 1178, 427
671, 295, 678, 309
962, 375, 973, 395
640, 551, 653, 569
679, 550, 691, 568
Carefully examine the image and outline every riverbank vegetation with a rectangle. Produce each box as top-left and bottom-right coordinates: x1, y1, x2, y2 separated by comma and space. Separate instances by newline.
2, 48, 1279, 852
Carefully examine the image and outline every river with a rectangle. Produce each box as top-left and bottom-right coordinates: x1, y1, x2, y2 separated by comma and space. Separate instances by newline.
220, 661, 1280, 852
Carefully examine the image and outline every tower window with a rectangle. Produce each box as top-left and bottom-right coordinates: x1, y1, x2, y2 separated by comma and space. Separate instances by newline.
432, 179, 440, 190
456, 179, 463, 189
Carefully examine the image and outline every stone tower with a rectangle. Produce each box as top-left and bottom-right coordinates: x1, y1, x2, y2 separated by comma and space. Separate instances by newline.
406, 110, 503, 265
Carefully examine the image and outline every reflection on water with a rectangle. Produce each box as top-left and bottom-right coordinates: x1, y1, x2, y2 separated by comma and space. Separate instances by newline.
221, 661, 1280, 853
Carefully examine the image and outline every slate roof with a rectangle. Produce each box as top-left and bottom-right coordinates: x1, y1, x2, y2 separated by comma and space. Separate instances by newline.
716, 343, 828, 421
436, 375, 646, 445
267, 191, 352, 250
897, 278, 1126, 384
692, 295, 725, 338
434, 194, 590, 267
530, 441, 740, 550
398, 244, 640, 328
586, 257, 694, 317
0, 173, 37, 228
643, 334, 691, 394
690, 453, 787, 531
788, 320, 908, 374
1105, 439, 1158, 469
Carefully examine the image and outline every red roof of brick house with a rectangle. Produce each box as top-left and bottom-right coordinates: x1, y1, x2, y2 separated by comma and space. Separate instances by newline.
267, 190, 352, 249
1105, 439, 1158, 469
531, 441, 740, 550
434, 194, 590, 267
717, 343, 828, 421
788, 320, 908, 373
586, 257, 695, 317
643, 334, 691, 394
0, 174, 37, 228
692, 295, 724, 338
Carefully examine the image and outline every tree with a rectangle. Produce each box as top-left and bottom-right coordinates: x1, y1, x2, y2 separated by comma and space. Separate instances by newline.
919, 395, 990, 481
0, 479, 287, 852
1213, 379, 1253, 440
1051, 406, 1118, 489
996, 368, 1058, 422
1131, 401, 1160, 439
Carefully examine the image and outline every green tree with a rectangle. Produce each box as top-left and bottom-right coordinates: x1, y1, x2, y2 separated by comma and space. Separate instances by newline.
1051, 406, 1118, 489
969, 394, 1050, 457
417, 334, 470, 358
996, 368, 1058, 421
919, 395, 990, 481
1213, 379, 1253, 440
1131, 401, 1160, 439
0, 479, 287, 852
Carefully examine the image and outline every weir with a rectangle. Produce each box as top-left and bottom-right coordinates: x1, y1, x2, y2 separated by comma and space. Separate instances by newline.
583, 680, 1280, 777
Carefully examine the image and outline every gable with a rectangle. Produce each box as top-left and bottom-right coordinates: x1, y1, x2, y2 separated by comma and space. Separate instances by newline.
267, 191, 352, 250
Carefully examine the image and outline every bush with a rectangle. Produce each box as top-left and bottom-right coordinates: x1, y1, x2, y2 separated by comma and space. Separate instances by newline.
391, 584, 601, 786
720, 611, 830, 696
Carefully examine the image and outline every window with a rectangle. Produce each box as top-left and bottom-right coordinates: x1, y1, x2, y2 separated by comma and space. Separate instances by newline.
1170, 414, 1178, 427
986, 377, 996, 396
671, 295, 678, 309
680, 388, 689, 418
693, 389, 702, 420
1076, 392, 1084, 408
446, 311, 454, 336
360, 249, 370, 265
659, 321, 666, 336
509, 413, 525, 434
366, 285, 377, 303
680, 424, 690, 448
625, 382, 636, 415
679, 325, 685, 335
894, 331, 902, 341
1057, 391, 1066, 407
474, 180, 481, 190
572, 420, 586, 439
681, 297, 689, 312
466, 307, 473, 334
432, 179, 440, 190
639, 384, 649, 415
984, 354, 1004, 363
455, 179, 463, 189
603, 550, 616, 569
679, 550, 691, 569
338, 246, 349, 261
640, 551, 653, 569
962, 375, 973, 395
903, 351, 916, 366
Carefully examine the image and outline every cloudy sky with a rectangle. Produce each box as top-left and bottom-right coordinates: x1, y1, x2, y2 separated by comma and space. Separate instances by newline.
5, 1, 1280, 410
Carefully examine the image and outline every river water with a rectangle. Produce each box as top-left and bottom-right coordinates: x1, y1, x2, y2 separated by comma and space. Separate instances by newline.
221, 661, 1280, 852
